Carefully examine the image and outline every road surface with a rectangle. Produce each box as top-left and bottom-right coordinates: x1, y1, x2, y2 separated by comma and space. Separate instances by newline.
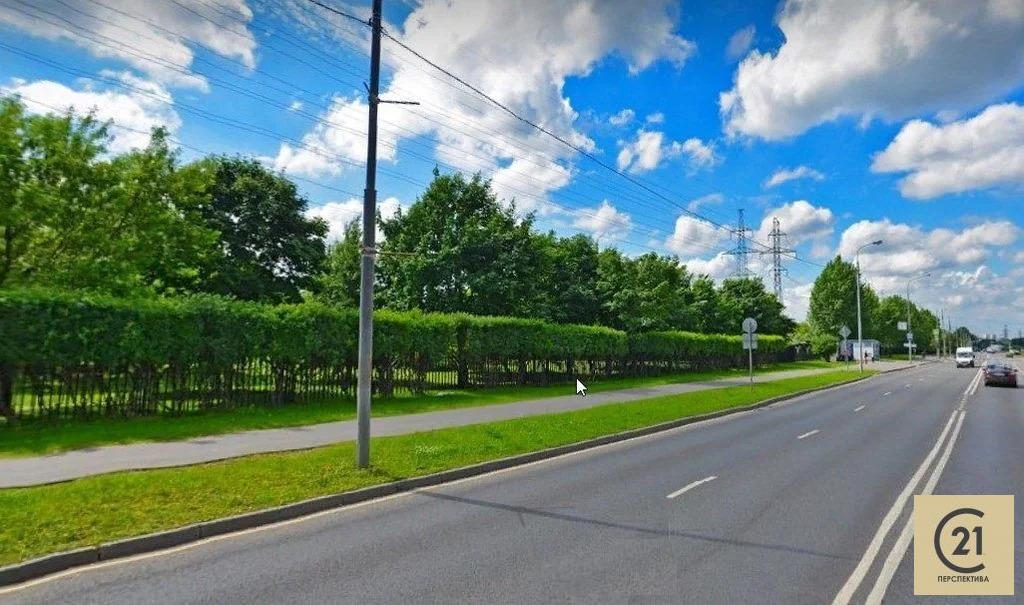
4, 360, 1018, 603
1, 363, 914, 488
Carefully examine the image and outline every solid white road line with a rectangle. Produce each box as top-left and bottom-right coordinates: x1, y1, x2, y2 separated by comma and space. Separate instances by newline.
831, 409, 959, 605
797, 429, 819, 440
864, 410, 966, 604
666, 475, 717, 499
966, 369, 982, 397
853, 405, 866, 412
882, 391, 892, 397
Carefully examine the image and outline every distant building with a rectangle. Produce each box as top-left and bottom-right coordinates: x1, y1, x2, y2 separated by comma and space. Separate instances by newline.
838, 339, 880, 361
853, 339, 881, 360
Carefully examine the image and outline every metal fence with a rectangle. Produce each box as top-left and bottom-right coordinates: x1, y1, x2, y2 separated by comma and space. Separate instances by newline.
3, 348, 796, 420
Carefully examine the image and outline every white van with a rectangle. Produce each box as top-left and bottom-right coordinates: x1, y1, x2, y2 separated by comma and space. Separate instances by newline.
955, 347, 975, 368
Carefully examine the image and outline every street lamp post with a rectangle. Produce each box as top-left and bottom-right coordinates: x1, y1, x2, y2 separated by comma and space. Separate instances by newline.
856, 240, 883, 372
906, 273, 931, 362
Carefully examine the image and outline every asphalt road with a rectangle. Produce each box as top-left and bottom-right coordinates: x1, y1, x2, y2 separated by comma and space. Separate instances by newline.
0, 364, 903, 488
4, 360, 1018, 604
878, 355, 1023, 604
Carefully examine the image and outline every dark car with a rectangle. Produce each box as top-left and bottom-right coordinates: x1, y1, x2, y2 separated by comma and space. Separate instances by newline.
982, 362, 1018, 387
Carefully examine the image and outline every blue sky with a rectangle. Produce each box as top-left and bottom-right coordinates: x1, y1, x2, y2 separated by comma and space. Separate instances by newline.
2, 0, 1023, 335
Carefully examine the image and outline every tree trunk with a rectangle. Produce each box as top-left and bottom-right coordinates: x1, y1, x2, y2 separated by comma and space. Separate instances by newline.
0, 362, 16, 419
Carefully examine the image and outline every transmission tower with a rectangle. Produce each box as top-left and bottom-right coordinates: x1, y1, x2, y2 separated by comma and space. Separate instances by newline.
759, 217, 795, 301
725, 209, 753, 278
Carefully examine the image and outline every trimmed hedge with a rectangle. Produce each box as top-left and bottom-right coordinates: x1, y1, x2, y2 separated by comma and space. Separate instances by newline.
459, 315, 628, 359
0, 289, 792, 418
0, 290, 456, 366
628, 330, 785, 358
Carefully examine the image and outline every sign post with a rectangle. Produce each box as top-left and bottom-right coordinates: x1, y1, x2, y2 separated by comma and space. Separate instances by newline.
839, 325, 851, 368
742, 317, 758, 389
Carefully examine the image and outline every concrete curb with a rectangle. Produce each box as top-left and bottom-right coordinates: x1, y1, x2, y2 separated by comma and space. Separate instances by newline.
877, 360, 934, 374
0, 373, 874, 588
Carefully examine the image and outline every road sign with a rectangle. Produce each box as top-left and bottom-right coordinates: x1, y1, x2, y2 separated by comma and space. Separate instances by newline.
839, 325, 851, 338
741, 317, 757, 388
898, 321, 908, 331
906, 331, 914, 342
575, 379, 587, 396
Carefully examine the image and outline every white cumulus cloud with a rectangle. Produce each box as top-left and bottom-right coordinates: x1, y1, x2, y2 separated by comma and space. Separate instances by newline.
273, 94, 406, 178
686, 193, 725, 213
872, 103, 1024, 199
721, 0, 1024, 140
838, 218, 1019, 283
571, 200, 633, 243
275, 0, 695, 212
664, 215, 730, 257
726, 24, 755, 60
608, 108, 635, 126
617, 130, 718, 174
763, 166, 825, 189
4, 73, 181, 153
756, 200, 835, 245
306, 196, 405, 243
0, 0, 258, 91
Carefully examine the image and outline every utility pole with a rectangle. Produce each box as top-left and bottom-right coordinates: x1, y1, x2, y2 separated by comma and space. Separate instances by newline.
355, 0, 383, 469
726, 209, 753, 279
906, 273, 930, 362
939, 308, 944, 358
855, 240, 882, 372
761, 217, 794, 301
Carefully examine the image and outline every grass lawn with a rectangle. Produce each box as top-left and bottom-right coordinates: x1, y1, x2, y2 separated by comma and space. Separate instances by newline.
0, 360, 834, 457
0, 369, 868, 566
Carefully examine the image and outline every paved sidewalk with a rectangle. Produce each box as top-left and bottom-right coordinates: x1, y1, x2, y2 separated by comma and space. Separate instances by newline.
0, 361, 918, 488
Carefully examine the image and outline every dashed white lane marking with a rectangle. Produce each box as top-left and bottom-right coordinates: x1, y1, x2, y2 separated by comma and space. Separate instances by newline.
853, 405, 866, 412
882, 391, 892, 397
667, 475, 717, 499
797, 429, 819, 440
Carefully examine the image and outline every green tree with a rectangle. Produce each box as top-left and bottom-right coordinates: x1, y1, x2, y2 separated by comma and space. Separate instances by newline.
873, 295, 908, 353
914, 307, 939, 355
194, 156, 328, 303
954, 326, 974, 348
533, 232, 601, 325
0, 97, 216, 295
315, 219, 362, 307
596, 250, 693, 332
808, 256, 878, 357
378, 170, 541, 316
791, 321, 835, 360
717, 277, 795, 335
689, 275, 722, 333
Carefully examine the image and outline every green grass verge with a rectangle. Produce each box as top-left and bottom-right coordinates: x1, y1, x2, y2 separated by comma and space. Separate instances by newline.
0, 360, 834, 457
0, 369, 868, 566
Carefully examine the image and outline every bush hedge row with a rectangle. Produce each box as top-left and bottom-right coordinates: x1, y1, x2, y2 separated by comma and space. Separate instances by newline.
0, 289, 786, 367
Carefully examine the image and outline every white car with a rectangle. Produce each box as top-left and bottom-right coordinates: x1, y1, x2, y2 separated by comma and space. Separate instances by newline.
955, 347, 975, 368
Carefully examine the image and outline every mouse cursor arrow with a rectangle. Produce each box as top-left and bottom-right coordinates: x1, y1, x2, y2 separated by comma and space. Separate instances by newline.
576, 379, 587, 396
